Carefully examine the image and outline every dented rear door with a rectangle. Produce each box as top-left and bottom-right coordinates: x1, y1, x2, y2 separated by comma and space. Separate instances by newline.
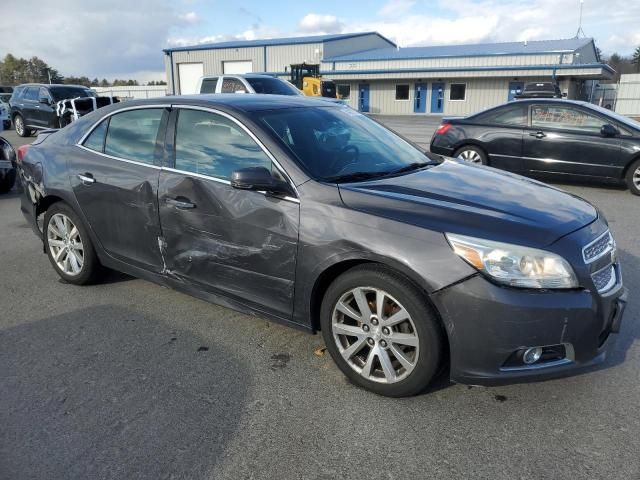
157, 107, 300, 318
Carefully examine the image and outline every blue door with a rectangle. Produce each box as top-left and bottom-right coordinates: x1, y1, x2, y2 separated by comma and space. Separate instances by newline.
358, 84, 370, 113
508, 81, 524, 101
430, 82, 444, 113
414, 83, 427, 113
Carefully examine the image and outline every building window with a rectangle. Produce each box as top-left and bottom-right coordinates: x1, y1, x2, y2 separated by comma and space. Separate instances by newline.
337, 85, 351, 100
449, 83, 466, 101
395, 84, 410, 101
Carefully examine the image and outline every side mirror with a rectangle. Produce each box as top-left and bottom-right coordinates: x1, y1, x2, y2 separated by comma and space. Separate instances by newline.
230, 167, 291, 195
39, 97, 51, 105
601, 124, 618, 137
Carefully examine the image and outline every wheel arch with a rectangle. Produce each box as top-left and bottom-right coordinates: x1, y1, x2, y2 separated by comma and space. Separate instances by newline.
622, 154, 640, 179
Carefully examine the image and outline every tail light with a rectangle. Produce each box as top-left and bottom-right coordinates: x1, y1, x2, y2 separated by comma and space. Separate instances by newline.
16, 144, 31, 164
434, 123, 451, 135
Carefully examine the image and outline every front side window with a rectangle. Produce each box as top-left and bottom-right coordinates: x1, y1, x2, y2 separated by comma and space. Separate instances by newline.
200, 78, 218, 94
531, 105, 603, 133
395, 85, 409, 101
245, 77, 300, 95
104, 108, 164, 164
450, 84, 466, 101
174, 109, 272, 180
337, 85, 351, 100
221, 78, 248, 94
257, 106, 434, 181
83, 119, 108, 152
38, 87, 51, 103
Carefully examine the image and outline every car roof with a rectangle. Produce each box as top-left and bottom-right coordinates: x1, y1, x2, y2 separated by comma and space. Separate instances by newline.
202, 74, 279, 79
117, 94, 341, 112
16, 83, 90, 89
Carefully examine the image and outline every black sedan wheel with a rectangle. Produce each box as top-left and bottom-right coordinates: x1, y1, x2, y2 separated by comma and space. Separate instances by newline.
454, 145, 487, 165
321, 265, 444, 397
44, 202, 102, 284
13, 114, 31, 137
626, 159, 640, 196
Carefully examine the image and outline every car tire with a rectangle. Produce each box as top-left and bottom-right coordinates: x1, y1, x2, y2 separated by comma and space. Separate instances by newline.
320, 264, 444, 397
44, 202, 103, 285
14, 114, 31, 137
0, 170, 16, 194
454, 145, 488, 165
626, 159, 640, 196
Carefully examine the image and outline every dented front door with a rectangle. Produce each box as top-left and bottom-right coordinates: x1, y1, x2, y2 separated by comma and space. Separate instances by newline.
157, 172, 300, 318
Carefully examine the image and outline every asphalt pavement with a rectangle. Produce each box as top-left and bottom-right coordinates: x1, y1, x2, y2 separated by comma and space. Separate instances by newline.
1, 124, 639, 480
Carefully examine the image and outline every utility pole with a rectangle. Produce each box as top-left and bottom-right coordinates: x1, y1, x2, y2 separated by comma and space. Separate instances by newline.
47, 68, 52, 84
575, 0, 586, 38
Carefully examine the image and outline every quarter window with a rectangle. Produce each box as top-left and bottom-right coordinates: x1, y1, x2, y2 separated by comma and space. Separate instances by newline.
337, 85, 351, 100
104, 109, 164, 164
174, 109, 272, 180
83, 119, 108, 152
449, 84, 466, 101
200, 77, 218, 94
221, 78, 248, 94
395, 85, 410, 101
531, 105, 603, 133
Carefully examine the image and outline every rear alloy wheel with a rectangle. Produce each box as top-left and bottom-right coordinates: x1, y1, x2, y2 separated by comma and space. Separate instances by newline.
44, 203, 102, 284
626, 159, 640, 196
321, 265, 444, 397
14, 114, 31, 137
455, 146, 487, 165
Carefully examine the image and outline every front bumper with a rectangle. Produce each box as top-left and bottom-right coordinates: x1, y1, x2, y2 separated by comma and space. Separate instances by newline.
432, 274, 627, 386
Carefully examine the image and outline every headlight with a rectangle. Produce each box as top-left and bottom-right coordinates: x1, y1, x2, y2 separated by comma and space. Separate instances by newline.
446, 233, 578, 289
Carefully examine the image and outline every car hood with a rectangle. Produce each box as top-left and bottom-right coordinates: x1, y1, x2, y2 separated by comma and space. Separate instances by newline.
338, 160, 597, 248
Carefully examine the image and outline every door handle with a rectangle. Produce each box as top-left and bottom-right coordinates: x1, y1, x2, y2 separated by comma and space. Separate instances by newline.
529, 131, 546, 139
77, 173, 95, 184
165, 196, 196, 210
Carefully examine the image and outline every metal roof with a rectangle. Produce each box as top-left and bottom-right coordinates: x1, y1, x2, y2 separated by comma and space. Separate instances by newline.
164, 32, 395, 53
323, 38, 595, 62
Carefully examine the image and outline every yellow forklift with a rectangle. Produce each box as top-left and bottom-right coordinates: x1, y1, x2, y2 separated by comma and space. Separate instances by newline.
289, 63, 337, 98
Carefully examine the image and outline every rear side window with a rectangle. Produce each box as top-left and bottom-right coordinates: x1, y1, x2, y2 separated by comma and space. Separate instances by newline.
531, 105, 603, 133
200, 78, 218, 94
174, 109, 271, 179
474, 104, 526, 126
104, 109, 164, 164
83, 119, 108, 152
23, 87, 39, 101
221, 78, 248, 94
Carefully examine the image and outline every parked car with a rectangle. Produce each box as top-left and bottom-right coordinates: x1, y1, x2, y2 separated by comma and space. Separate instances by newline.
0, 136, 16, 193
196, 74, 302, 96
0, 93, 11, 129
18, 95, 626, 397
0, 86, 13, 94
9, 84, 98, 137
430, 99, 640, 195
515, 82, 563, 99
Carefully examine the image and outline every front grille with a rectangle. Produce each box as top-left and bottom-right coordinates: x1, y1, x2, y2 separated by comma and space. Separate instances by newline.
592, 265, 616, 293
583, 230, 614, 264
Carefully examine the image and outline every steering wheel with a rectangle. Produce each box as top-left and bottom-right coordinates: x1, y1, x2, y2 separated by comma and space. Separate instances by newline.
329, 145, 360, 172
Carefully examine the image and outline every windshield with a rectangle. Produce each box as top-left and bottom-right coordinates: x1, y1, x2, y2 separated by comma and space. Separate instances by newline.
256, 106, 437, 182
50, 87, 95, 102
246, 77, 301, 96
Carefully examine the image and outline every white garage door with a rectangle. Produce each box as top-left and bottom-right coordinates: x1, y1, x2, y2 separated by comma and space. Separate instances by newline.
223, 61, 253, 74
178, 63, 203, 95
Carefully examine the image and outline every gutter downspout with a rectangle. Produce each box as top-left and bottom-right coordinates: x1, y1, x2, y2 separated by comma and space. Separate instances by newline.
168, 51, 176, 95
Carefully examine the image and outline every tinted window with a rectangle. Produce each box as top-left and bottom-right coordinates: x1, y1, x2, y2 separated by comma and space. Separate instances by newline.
200, 78, 218, 94
104, 109, 164, 163
39, 87, 51, 102
395, 85, 409, 100
531, 105, 603, 133
245, 77, 300, 95
450, 84, 466, 101
475, 105, 526, 126
337, 85, 351, 100
24, 87, 39, 101
257, 106, 430, 181
49, 87, 94, 102
83, 119, 108, 152
221, 78, 248, 94
174, 109, 271, 180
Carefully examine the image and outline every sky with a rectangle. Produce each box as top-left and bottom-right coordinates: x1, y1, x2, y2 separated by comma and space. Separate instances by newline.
1, 0, 639, 83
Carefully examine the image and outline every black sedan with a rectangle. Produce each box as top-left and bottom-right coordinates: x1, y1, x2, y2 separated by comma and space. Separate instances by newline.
430, 99, 640, 195
0, 136, 16, 193
18, 95, 626, 396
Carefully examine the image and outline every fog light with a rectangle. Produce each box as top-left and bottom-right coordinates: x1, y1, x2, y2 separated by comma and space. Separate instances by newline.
523, 347, 543, 365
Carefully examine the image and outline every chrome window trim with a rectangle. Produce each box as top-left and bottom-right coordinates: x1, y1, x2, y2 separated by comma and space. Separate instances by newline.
170, 104, 300, 199
582, 230, 615, 264
76, 144, 162, 170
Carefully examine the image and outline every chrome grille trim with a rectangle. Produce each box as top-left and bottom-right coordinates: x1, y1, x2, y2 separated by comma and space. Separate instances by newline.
592, 264, 617, 294
582, 230, 615, 264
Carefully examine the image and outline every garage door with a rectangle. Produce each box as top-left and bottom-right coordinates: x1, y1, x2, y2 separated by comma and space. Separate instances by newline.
223, 61, 253, 74
178, 63, 204, 95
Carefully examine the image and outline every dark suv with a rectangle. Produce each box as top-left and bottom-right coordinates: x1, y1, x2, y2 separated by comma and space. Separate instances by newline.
9, 84, 96, 137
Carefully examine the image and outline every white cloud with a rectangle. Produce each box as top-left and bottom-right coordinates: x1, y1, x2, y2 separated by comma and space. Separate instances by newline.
378, 0, 416, 17
297, 14, 345, 34
178, 12, 200, 25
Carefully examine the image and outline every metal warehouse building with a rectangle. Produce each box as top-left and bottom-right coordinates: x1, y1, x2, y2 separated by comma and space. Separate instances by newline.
164, 32, 613, 116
